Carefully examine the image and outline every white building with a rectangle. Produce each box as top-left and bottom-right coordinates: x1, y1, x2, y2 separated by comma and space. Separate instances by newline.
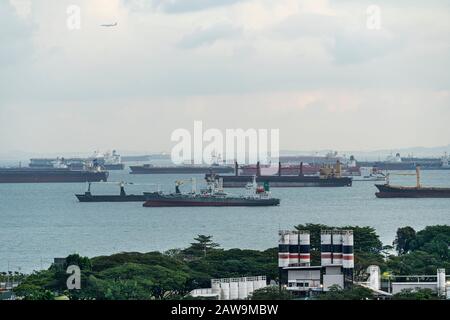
190, 276, 268, 300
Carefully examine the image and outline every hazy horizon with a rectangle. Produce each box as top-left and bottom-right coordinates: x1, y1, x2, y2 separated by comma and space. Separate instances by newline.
1, 0, 449, 154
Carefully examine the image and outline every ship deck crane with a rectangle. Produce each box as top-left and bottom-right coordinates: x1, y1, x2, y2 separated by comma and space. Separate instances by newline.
175, 178, 198, 194
386, 165, 422, 188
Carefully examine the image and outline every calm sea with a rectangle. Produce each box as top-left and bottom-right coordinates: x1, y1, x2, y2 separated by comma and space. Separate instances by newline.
0, 165, 449, 272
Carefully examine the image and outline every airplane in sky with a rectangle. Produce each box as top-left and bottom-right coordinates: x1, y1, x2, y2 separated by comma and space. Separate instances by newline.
100, 22, 118, 27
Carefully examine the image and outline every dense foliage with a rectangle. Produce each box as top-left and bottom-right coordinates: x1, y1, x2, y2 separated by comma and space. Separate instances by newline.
387, 225, 450, 275
250, 286, 293, 300
316, 285, 374, 300
393, 288, 439, 300
11, 224, 449, 300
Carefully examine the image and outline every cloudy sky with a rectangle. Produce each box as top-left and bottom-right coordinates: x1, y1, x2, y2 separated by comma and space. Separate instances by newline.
1, 0, 449, 155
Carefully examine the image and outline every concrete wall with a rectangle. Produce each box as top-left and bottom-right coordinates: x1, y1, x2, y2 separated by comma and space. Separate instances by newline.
323, 275, 344, 291
391, 282, 437, 295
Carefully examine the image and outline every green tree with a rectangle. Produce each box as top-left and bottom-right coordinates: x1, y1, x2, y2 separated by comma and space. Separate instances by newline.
250, 286, 293, 300
14, 284, 55, 300
394, 227, 416, 255
185, 235, 220, 257
66, 254, 92, 271
317, 285, 373, 300
410, 225, 450, 259
393, 288, 439, 300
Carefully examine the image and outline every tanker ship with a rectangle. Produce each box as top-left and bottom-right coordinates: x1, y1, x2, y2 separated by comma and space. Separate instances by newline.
143, 176, 280, 207
0, 167, 108, 183
205, 161, 352, 188
358, 152, 450, 171
129, 163, 234, 174
375, 166, 450, 198
0, 159, 108, 183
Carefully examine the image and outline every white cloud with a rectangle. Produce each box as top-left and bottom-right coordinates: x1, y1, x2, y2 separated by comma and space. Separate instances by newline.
1, 0, 449, 154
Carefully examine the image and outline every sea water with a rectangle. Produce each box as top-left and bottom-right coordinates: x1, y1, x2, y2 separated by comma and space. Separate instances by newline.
0, 167, 449, 272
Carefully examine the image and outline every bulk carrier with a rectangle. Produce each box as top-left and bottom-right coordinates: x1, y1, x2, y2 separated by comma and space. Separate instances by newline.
205, 161, 352, 188
375, 166, 450, 198
76, 182, 146, 202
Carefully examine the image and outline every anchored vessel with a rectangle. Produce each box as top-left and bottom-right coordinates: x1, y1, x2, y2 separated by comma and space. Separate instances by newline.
0, 165, 108, 183
75, 182, 148, 202
143, 177, 280, 207
375, 166, 450, 198
206, 161, 352, 188
358, 152, 450, 171
130, 164, 234, 174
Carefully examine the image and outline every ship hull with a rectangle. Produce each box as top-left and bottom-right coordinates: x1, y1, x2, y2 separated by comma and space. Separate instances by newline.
103, 164, 125, 170
143, 198, 280, 207
375, 184, 450, 198
0, 169, 108, 183
205, 175, 352, 188
76, 194, 145, 202
358, 162, 450, 171
130, 165, 234, 174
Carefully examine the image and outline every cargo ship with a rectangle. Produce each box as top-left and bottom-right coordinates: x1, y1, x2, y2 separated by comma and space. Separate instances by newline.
205, 162, 352, 188
143, 176, 280, 207
0, 167, 108, 183
29, 150, 125, 171
76, 182, 146, 202
375, 166, 450, 198
358, 152, 450, 171
129, 163, 234, 174
89, 150, 125, 170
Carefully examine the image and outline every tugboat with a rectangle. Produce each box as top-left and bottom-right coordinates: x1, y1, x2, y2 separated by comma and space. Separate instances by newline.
143, 176, 280, 207
76, 182, 151, 202
375, 165, 450, 198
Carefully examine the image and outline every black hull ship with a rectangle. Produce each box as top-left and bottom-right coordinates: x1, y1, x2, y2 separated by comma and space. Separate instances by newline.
143, 194, 280, 207
0, 168, 108, 183
130, 164, 234, 174
103, 163, 125, 170
206, 162, 352, 188
375, 184, 450, 198
375, 165, 450, 198
143, 177, 280, 207
76, 183, 146, 202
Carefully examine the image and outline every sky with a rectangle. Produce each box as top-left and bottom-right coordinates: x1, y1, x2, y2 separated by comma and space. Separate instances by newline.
1, 0, 449, 156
